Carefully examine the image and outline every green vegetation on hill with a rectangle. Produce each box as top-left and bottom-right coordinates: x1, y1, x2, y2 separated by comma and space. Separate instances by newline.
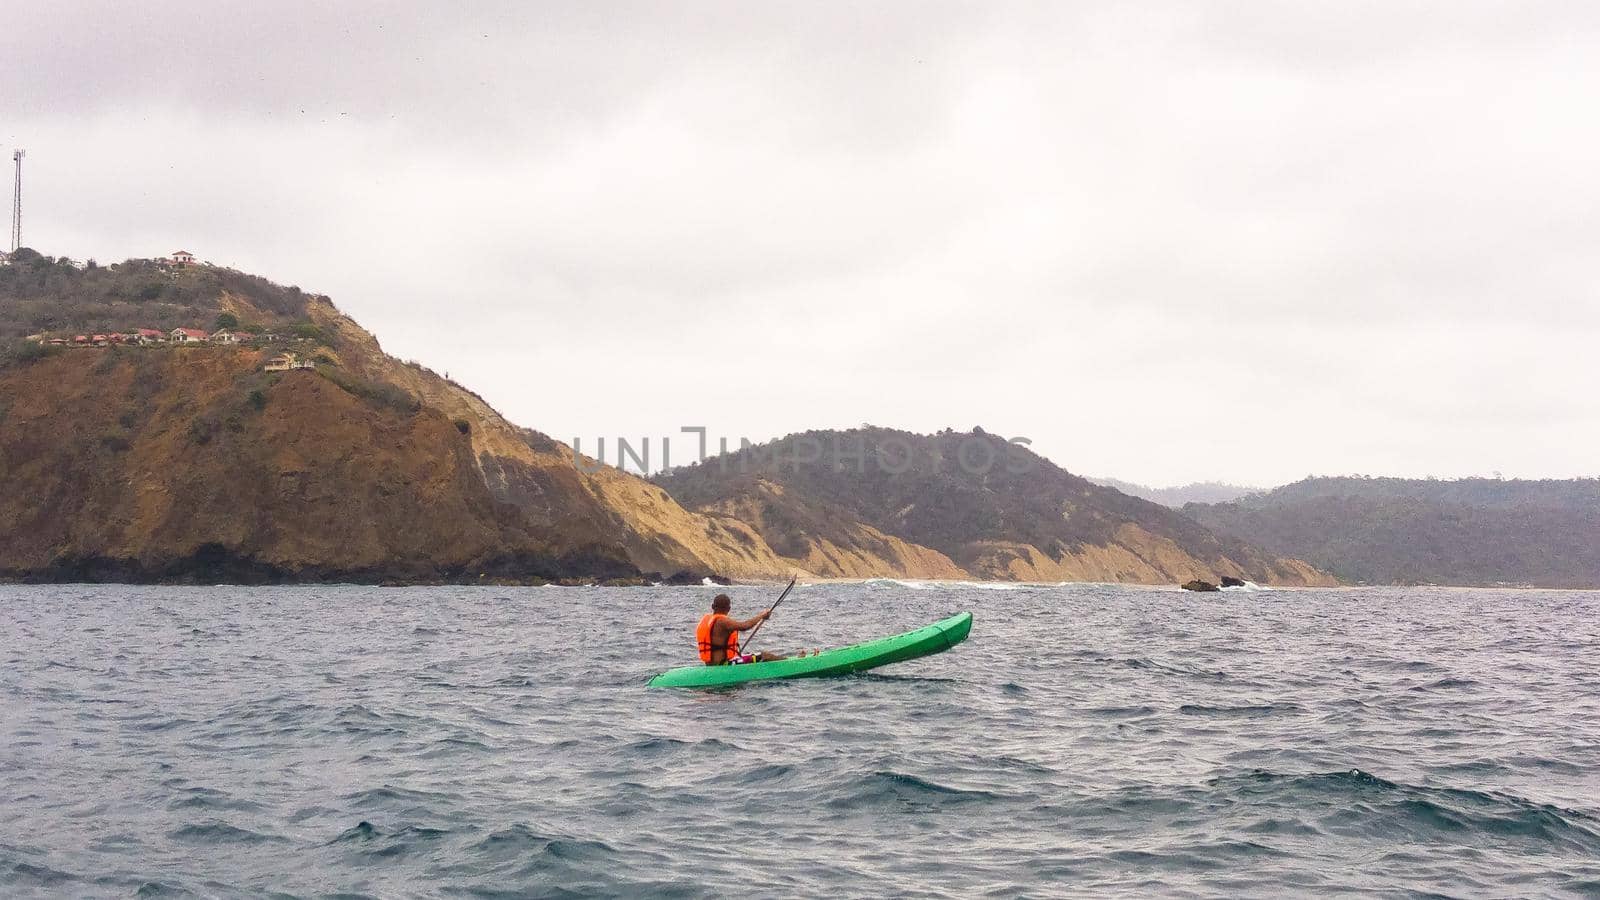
1184, 476, 1600, 587
0, 247, 315, 339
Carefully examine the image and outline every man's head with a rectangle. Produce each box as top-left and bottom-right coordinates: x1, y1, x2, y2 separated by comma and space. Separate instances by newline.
711, 594, 731, 614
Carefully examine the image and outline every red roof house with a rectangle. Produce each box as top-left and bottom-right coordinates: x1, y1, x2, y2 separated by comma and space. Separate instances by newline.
171, 328, 209, 343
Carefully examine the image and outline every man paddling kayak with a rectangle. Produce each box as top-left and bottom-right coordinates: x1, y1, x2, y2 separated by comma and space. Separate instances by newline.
697, 594, 811, 665
651, 611, 974, 687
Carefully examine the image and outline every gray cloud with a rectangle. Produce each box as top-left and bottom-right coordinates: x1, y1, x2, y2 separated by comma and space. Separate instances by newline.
6, 1, 1598, 485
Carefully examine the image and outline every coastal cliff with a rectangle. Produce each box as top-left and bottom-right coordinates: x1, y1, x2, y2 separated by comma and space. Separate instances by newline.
0, 252, 791, 583
1, 252, 1334, 587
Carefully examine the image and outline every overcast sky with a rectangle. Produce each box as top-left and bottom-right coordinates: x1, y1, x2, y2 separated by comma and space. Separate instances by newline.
6, 2, 1598, 486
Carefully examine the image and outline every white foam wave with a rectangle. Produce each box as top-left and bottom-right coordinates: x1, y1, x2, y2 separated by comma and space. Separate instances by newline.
862, 578, 1026, 591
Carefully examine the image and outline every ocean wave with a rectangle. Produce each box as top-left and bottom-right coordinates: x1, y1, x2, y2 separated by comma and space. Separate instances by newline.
330, 820, 381, 842
133, 878, 198, 897
825, 770, 1008, 812
417, 736, 496, 757
1097, 656, 1231, 680
861, 578, 935, 590
496, 832, 627, 881
620, 735, 736, 756
727, 763, 798, 785
2, 859, 82, 891
1178, 703, 1305, 718
1211, 769, 1600, 854
861, 578, 1027, 591
166, 822, 285, 845
165, 787, 267, 813
1409, 677, 1481, 691
1085, 704, 1158, 718
340, 785, 456, 810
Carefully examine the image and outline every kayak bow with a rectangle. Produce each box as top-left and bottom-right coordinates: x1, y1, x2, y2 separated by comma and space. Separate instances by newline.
647, 611, 973, 688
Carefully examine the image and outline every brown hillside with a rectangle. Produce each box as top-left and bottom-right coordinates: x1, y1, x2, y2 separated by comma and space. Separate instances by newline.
0, 347, 633, 581
298, 297, 792, 580
0, 252, 798, 583
655, 427, 1337, 586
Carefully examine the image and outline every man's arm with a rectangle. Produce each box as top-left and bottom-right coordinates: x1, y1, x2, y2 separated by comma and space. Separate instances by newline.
727, 608, 773, 632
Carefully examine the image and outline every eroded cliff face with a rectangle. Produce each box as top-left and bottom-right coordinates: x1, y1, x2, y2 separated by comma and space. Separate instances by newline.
0, 269, 802, 583
951, 525, 1335, 585
0, 348, 637, 582
693, 480, 968, 581
299, 298, 796, 580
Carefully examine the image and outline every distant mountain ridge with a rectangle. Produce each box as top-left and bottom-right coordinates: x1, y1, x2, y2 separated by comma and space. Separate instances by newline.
1090, 477, 1263, 508
1184, 476, 1600, 587
653, 427, 1335, 585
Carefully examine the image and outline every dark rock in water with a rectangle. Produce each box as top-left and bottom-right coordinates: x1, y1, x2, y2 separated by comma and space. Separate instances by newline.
661, 571, 732, 586
600, 575, 652, 587
1220, 576, 1246, 588
1181, 579, 1220, 592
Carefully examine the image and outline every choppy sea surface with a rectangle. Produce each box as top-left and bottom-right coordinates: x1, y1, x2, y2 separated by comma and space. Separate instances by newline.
3, 582, 1600, 898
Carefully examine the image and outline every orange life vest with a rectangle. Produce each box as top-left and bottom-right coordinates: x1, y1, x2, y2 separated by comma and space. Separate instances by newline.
696, 613, 740, 664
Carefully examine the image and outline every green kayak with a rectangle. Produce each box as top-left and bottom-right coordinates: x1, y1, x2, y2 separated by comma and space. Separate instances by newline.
647, 611, 973, 688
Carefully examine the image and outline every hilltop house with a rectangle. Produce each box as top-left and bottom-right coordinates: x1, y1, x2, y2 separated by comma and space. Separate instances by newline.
263, 352, 315, 372
170, 250, 196, 267
171, 327, 209, 343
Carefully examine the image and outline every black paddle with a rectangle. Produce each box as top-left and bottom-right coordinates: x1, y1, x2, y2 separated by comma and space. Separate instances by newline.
738, 576, 797, 655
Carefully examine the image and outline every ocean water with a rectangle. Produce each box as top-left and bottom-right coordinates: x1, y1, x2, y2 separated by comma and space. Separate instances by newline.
3, 582, 1600, 898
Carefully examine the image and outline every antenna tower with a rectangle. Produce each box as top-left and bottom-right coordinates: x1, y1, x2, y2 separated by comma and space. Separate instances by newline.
9, 149, 22, 252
